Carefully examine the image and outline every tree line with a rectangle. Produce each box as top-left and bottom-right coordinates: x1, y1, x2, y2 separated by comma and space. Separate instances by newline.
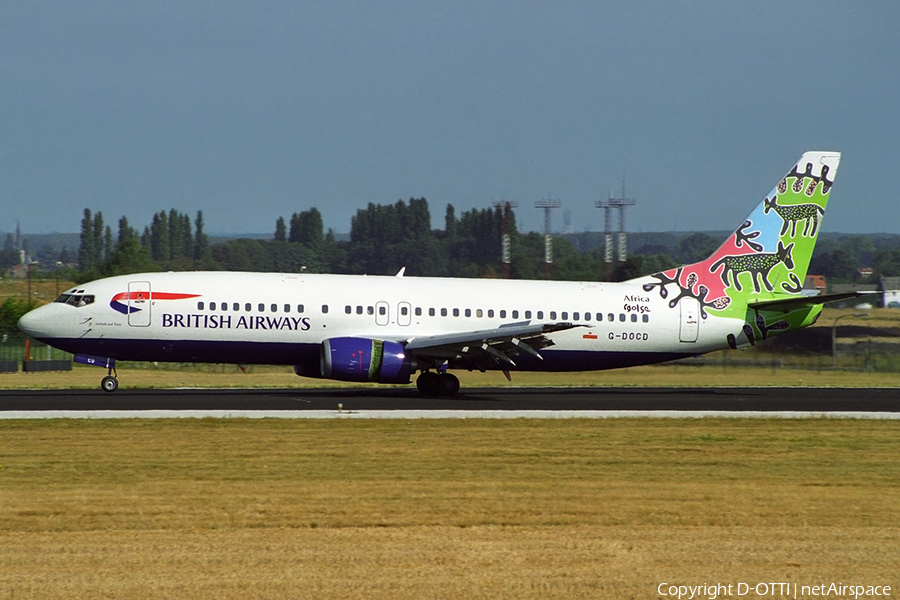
60, 199, 676, 283
8, 198, 900, 285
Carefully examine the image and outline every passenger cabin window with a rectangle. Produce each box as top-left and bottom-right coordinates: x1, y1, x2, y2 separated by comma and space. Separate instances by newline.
608, 313, 614, 322
429, 308, 436, 316
537, 311, 544, 319
245, 303, 251, 311
525, 310, 531, 319
297, 304, 304, 313
258, 303, 265, 312
512, 310, 519, 319
561, 311, 568, 320
453, 308, 460, 317
197, 301, 205, 310
631, 313, 638, 322
368, 306, 374, 315
488, 309, 495, 318
401, 306, 409, 316
415, 307, 422, 316
476, 309, 483, 318
234, 303, 240, 311
550, 311, 557, 320
584, 312, 591, 321
643, 314, 649, 323
210, 302, 217, 310
573, 312, 580, 321
464, 308, 471, 317
221, 303, 227, 311
379, 306, 386, 315
619, 313, 626, 322
441, 308, 448, 317
500, 310, 507, 318
284, 304, 290, 313
322, 305, 329, 314
345, 305, 352, 314
271, 304, 277, 313
357, 306, 363, 315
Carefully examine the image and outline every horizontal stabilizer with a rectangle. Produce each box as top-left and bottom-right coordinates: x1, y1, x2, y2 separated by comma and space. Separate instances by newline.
748, 291, 877, 311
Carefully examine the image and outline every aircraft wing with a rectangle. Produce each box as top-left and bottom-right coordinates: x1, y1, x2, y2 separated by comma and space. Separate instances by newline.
403, 321, 581, 368
748, 291, 878, 311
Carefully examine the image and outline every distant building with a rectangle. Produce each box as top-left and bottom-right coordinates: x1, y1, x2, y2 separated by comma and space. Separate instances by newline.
7, 264, 29, 279
878, 276, 900, 308
858, 267, 874, 279
804, 274, 827, 293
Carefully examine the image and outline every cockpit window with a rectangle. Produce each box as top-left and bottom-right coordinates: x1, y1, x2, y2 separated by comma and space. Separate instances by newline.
54, 294, 94, 307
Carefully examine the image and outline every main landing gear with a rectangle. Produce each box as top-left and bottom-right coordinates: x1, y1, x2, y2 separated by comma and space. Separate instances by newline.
100, 366, 118, 393
416, 371, 460, 397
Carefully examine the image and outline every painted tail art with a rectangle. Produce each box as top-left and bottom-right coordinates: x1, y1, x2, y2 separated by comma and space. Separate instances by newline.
639, 151, 841, 323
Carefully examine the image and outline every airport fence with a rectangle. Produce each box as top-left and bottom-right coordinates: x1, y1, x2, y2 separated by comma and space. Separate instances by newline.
0, 334, 72, 367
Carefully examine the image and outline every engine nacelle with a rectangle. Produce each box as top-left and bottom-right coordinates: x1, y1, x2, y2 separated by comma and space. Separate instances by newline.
319, 337, 414, 384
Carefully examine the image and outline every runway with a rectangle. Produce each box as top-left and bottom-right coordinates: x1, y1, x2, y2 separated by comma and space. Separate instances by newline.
0, 387, 897, 418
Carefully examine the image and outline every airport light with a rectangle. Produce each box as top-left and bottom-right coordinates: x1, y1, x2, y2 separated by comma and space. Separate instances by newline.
832, 312, 869, 368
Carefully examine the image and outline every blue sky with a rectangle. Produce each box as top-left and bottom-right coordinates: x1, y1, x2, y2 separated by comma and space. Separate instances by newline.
2, 1, 898, 236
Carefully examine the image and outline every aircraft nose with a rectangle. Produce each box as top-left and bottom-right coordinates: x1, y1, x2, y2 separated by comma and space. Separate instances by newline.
17, 306, 47, 338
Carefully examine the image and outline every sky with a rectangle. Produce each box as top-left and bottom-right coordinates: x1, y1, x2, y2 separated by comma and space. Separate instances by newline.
2, 1, 898, 237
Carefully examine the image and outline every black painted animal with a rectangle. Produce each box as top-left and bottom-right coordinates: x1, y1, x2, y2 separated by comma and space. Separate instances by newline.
709, 241, 795, 293
763, 196, 825, 237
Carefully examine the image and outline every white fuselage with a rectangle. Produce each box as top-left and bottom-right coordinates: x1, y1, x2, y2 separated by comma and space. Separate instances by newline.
19, 271, 743, 376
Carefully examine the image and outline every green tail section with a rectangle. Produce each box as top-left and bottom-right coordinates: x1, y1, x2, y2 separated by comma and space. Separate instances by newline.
640, 151, 840, 317
637, 151, 841, 346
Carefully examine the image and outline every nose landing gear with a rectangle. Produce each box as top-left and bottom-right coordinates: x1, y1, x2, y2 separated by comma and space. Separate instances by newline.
100, 366, 118, 393
74, 355, 120, 393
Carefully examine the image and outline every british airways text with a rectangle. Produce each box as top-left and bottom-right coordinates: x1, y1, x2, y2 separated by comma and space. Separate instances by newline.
161, 314, 312, 331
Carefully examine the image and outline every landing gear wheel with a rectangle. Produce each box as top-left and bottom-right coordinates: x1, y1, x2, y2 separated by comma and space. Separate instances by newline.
101, 375, 119, 393
416, 371, 438, 395
433, 373, 460, 398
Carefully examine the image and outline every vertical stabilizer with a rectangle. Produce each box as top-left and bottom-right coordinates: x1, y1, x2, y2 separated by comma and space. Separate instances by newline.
638, 151, 840, 322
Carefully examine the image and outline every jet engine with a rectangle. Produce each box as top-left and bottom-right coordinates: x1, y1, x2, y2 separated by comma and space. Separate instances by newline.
317, 337, 414, 384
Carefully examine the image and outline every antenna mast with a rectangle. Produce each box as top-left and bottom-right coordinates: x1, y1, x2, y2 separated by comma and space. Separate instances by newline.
534, 197, 561, 279
595, 176, 635, 280
491, 200, 519, 278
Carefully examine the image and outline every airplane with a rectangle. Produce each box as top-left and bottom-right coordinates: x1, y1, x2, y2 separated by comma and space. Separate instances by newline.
18, 151, 856, 396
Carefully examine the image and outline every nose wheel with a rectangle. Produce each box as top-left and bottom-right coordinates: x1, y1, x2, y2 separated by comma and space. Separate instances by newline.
101, 376, 118, 393
100, 365, 119, 393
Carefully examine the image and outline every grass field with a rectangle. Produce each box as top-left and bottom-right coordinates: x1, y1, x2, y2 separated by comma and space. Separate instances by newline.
0, 418, 898, 599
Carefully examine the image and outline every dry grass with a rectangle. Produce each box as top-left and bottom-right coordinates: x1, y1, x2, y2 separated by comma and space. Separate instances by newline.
0, 419, 898, 598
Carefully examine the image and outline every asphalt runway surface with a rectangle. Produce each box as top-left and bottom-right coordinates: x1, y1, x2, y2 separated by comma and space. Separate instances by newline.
0, 387, 897, 415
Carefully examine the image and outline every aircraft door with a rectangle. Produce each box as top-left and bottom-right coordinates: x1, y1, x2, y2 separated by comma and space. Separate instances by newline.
398, 302, 412, 326
679, 297, 699, 343
375, 301, 389, 326
128, 281, 152, 327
